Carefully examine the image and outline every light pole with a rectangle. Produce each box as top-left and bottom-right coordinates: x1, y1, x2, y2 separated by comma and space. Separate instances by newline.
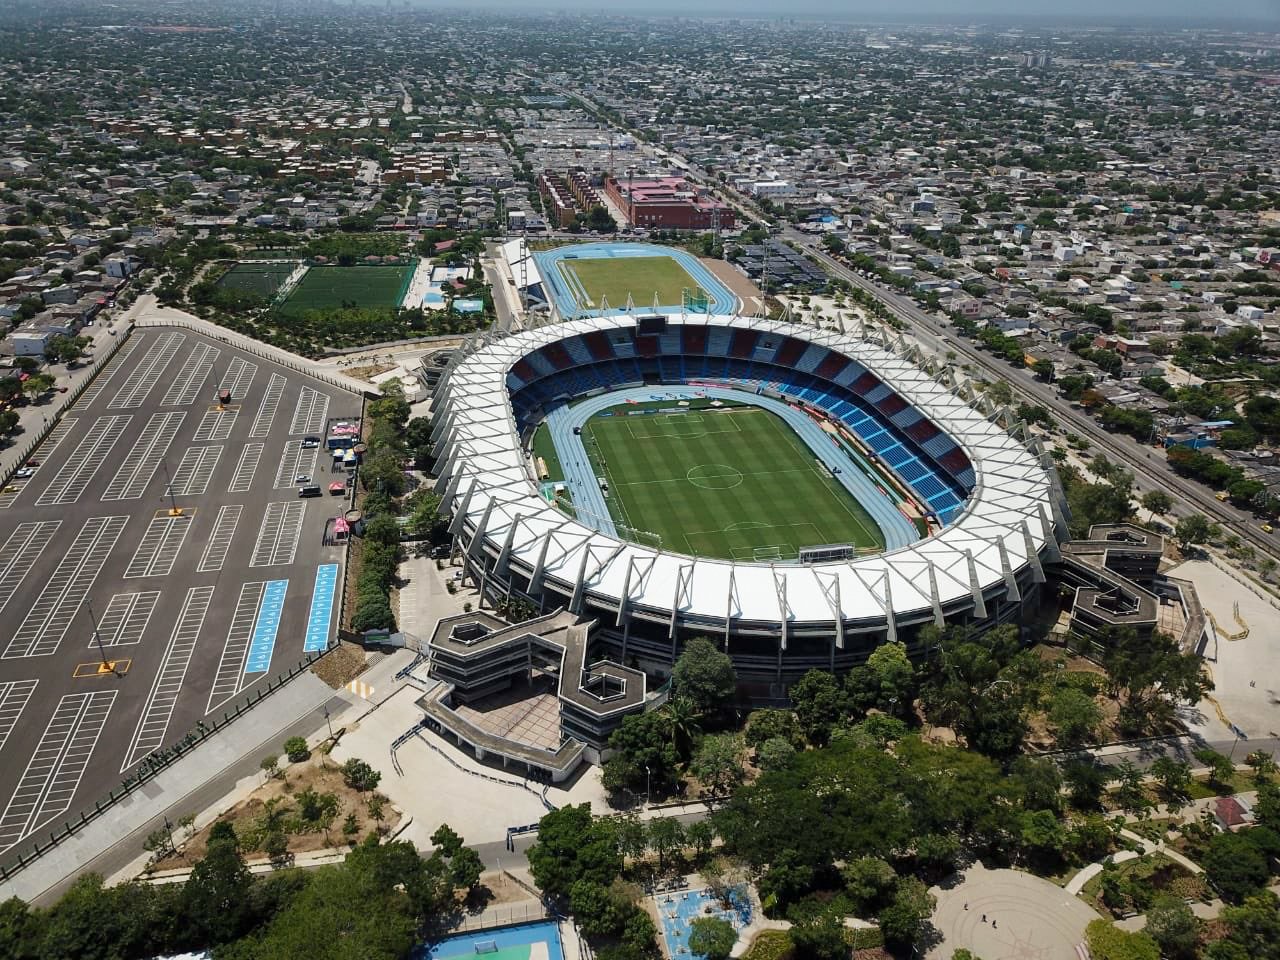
160, 457, 182, 517
86, 598, 116, 676
644, 765, 651, 807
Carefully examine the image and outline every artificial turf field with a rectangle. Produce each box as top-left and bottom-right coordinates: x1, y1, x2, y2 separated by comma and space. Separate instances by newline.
216, 261, 297, 298
561, 255, 703, 310
279, 264, 412, 315
581, 406, 885, 559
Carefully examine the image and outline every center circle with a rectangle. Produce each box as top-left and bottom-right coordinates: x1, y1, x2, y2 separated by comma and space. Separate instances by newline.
686, 463, 744, 489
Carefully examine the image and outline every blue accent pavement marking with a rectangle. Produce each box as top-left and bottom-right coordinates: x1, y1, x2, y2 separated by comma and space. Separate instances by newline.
303, 564, 339, 653
244, 579, 288, 674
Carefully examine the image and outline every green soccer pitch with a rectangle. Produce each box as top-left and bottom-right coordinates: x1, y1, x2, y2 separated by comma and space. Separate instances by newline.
279, 264, 412, 315
562, 255, 701, 309
580, 407, 886, 560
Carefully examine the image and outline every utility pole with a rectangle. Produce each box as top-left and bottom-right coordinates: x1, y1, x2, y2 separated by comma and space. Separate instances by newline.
160, 457, 183, 517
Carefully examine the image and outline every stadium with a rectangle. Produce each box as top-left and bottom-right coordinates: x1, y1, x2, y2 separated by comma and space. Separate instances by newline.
430, 311, 1067, 690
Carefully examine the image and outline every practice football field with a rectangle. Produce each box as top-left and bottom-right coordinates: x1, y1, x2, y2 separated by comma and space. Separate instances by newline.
561, 255, 702, 310
581, 407, 885, 560
279, 265, 411, 315
216, 261, 297, 298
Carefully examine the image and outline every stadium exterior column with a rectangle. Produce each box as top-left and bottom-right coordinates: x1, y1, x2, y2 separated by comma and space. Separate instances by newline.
927, 561, 945, 627
965, 549, 988, 620
996, 537, 1021, 603
1021, 519, 1046, 584
529, 530, 553, 599
882, 572, 898, 644
447, 478, 478, 539
1037, 503, 1063, 563
495, 516, 521, 578
569, 546, 591, 614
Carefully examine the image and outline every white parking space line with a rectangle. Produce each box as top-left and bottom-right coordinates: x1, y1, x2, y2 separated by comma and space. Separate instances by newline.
228, 442, 264, 493
124, 513, 194, 579
101, 411, 186, 501
0, 680, 38, 756
250, 374, 287, 438
206, 581, 264, 714
78, 335, 144, 408
198, 505, 243, 573
122, 585, 214, 772
0, 521, 61, 614
222, 357, 258, 400
109, 332, 184, 409
192, 407, 238, 442
289, 386, 330, 436
273, 440, 319, 489
0, 690, 116, 854
0, 418, 79, 510
160, 342, 220, 407
92, 591, 160, 648
3, 516, 128, 659
167, 445, 223, 497
249, 501, 306, 567
36, 415, 132, 506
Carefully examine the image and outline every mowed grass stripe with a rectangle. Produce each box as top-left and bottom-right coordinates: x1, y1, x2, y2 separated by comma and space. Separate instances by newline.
583, 408, 884, 559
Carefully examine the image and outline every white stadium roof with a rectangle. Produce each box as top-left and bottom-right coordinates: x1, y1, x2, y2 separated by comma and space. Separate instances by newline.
431, 313, 1062, 634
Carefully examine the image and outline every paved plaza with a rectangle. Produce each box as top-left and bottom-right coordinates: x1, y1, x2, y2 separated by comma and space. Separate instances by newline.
928, 864, 1099, 960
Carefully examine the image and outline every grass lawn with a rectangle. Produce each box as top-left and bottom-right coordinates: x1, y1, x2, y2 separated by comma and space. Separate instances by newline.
217, 261, 297, 298
279, 265, 411, 315
581, 406, 885, 559
562, 254, 700, 309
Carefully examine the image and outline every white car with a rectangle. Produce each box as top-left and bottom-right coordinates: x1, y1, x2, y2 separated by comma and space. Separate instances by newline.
14, 467, 34, 479
294, 474, 312, 484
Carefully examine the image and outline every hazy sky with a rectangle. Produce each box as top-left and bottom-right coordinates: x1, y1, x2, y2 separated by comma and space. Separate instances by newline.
411, 0, 1280, 25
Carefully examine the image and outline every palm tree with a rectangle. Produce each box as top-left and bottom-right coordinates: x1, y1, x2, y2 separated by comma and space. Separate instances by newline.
663, 696, 702, 760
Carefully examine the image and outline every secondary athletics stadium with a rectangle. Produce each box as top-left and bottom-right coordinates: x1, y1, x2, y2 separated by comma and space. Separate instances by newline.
429, 312, 1067, 685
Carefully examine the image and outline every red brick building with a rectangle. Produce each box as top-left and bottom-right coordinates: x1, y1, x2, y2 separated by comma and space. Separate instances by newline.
604, 175, 735, 231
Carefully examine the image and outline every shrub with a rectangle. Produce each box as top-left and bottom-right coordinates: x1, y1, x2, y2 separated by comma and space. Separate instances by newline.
283, 736, 310, 763
341, 758, 382, 792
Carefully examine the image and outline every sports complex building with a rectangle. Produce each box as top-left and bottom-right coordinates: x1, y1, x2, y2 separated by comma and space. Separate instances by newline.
429, 305, 1075, 690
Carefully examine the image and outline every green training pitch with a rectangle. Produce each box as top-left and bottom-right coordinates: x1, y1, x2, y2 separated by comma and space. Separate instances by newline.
562, 255, 701, 309
217, 262, 297, 298
581, 407, 885, 560
279, 265, 411, 315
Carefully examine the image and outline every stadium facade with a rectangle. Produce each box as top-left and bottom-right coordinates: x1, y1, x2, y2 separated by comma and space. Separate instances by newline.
429, 312, 1069, 691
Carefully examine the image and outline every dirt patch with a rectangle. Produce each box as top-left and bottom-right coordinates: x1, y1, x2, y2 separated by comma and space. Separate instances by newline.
151, 752, 397, 870
311, 640, 368, 688
344, 363, 398, 382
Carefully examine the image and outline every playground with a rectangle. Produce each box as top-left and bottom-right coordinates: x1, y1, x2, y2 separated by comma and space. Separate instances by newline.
654, 886, 752, 960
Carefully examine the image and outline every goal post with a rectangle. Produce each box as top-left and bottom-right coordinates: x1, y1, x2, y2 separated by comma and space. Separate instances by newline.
682, 286, 710, 313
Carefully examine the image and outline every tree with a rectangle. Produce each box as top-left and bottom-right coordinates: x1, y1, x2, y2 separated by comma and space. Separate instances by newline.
43, 334, 91, 366
20, 373, 53, 400
673, 637, 737, 714
1194, 747, 1235, 791
527, 804, 622, 903
877, 877, 935, 950
340, 758, 382, 792
1085, 919, 1159, 960
1144, 894, 1198, 960
788, 908, 848, 960
1101, 628, 1211, 735
260, 755, 280, 781
181, 829, 252, 946
1140, 490, 1172, 521
662, 695, 703, 760
1208, 891, 1280, 960
789, 669, 845, 744
1048, 688, 1103, 748
842, 857, 898, 916
756, 737, 796, 771
1063, 759, 1107, 810
688, 917, 737, 960
1112, 761, 1152, 817
846, 640, 915, 717
602, 710, 680, 800
690, 734, 746, 798
0, 410, 18, 437
647, 817, 685, 873
1150, 757, 1192, 805
1203, 831, 1270, 904
447, 846, 484, 894
1019, 809, 1068, 869
1246, 750, 1278, 785
283, 736, 310, 763
745, 708, 800, 749
1174, 514, 1220, 551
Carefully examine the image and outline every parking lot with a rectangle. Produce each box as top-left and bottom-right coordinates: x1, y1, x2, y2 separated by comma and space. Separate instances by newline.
0, 327, 362, 862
